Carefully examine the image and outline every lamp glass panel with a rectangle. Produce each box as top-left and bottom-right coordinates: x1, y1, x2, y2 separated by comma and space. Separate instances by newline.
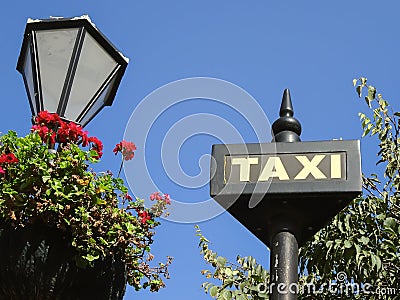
79, 75, 117, 126
35, 28, 79, 114
65, 33, 117, 121
23, 43, 38, 115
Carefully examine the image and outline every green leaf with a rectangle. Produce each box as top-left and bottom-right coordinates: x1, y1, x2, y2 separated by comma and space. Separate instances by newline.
222, 290, 232, 300
384, 217, 397, 230
126, 222, 134, 234
13, 194, 27, 207
375, 255, 382, 271
239, 282, 246, 291
344, 240, 352, 248
365, 96, 372, 108
376, 213, 386, 220
356, 85, 362, 98
59, 161, 69, 169
371, 253, 377, 270
367, 85, 376, 101
360, 77, 367, 85
224, 268, 232, 277
83, 253, 99, 262
344, 214, 351, 232
256, 264, 262, 276
210, 286, 218, 297
42, 175, 51, 183
217, 256, 227, 267
95, 198, 107, 205
236, 294, 247, 300
360, 236, 369, 245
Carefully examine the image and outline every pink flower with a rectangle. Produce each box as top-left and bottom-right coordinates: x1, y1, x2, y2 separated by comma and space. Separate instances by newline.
0, 167, 5, 174
113, 140, 136, 161
150, 192, 171, 204
163, 194, 171, 205
150, 192, 162, 201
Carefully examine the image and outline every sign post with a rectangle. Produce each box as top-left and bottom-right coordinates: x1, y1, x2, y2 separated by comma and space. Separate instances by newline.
210, 89, 362, 299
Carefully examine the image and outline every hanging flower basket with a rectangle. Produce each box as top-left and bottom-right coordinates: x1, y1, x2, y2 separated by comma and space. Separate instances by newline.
0, 222, 126, 300
0, 111, 171, 299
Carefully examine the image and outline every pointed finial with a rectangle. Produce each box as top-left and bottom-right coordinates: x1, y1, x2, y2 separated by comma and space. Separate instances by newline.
272, 89, 302, 142
280, 88, 294, 117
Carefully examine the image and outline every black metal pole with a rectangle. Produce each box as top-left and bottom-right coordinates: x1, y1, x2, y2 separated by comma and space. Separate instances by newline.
270, 231, 298, 299
269, 89, 302, 300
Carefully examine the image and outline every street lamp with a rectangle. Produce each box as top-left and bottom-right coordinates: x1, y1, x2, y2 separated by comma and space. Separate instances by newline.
16, 15, 128, 127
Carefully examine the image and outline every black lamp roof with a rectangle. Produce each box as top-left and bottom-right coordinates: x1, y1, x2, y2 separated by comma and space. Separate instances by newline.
17, 15, 128, 75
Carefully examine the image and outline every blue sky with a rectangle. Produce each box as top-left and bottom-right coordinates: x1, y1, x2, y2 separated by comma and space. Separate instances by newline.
1, 1, 399, 299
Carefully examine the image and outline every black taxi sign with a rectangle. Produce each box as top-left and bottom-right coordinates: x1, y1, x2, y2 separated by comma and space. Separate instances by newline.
210, 140, 362, 247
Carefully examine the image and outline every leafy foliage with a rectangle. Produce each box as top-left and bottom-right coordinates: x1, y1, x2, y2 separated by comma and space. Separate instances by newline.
0, 114, 172, 292
199, 78, 400, 299
197, 226, 269, 299
300, 78, 400, 299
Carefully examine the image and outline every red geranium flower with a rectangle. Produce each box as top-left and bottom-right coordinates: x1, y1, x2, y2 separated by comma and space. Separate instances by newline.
57, 121, 89, 145
31, 112, 103, 156
113, 143, 122, 154
81, 131, 89, 147
89, 136, 103, 159
31, 124, 56, 145
56, 121, 70, 143
32, 111, 93, 147
124, 193, 133, 201
137, 210, 151, 224
5, 153, 18, 164
0, 153, 19, 164
69, 123, 88, 143
35, 110, 61, 126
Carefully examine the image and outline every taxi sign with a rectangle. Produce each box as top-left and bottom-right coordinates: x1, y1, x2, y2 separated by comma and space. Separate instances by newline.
209, 89, 362, 247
